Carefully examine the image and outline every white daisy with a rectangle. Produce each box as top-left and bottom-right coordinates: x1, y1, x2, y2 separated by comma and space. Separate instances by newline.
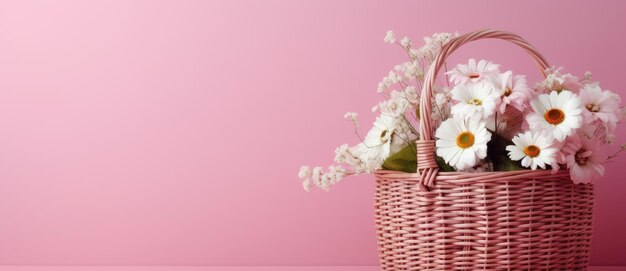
447, 58, 500, 85
435, 116, 492, 170
506, 131, 559, 170
526, 90, 583, 142
350, 114, 401, 171
450, 81, 499, 120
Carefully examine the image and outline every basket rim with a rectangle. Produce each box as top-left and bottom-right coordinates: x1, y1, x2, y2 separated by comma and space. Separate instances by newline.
374, 168, 578, 185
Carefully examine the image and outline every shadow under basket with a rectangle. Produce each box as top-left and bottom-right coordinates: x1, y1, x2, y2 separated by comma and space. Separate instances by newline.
374, 170, 594, 271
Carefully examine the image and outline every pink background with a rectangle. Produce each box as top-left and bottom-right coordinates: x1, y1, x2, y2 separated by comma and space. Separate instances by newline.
0, 0, 625, 266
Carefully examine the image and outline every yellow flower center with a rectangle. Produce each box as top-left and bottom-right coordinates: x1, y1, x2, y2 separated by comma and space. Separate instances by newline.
456, 131, 475, 149
544, 108, 565, 125
468, 98, 482, 106
524, 145, 541, 158
554, 86, 566, 93
380, 130, 389, 143
503, 87, 512, 97
586, 104, 600, 112
575, 149, 588, 165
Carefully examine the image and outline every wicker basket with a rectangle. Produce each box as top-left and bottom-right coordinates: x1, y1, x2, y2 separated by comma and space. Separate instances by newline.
373, 30, 594, 271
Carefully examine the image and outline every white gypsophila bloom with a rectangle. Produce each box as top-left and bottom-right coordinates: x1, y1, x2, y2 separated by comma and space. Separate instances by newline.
435, 116, 492, 170
348, 143, 383, 173
325, 165, 347, 186
435, 93, 450, 107
409, 48, 420, 59
389, 89, 405, 99
298, 166, 312, 192
334, 144, 350, 164
432, 87, 452, 123
384, 30, 396, 44
578, 83, 622, 134
387, 71, 401, 83
311, 166, 324, 188
434, 32, 458, 43
377, 82, 386, 93
377, 71, 402, 93
374, 91, 410, 117
419, 32, 458, 60
404, 86, 419, 105
394, 61, 422, 79
344, 112, 358, 120
450, 81, 499, 120
298, 166, 311, 179
526, 90, 583, 142
447, 58, 500, 85
302, 178, 312, 192
400, 36, 411, 48
433, 86, 452, 107
430, 106, 445, 124
343, 111, 359, 129
506, 131, 559, 170
489, 71, 532, 113
432, 105, 451, 126
334, 144, 367, 172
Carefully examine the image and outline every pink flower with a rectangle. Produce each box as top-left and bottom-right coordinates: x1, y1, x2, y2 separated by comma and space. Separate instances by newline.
578, 83, 622, 134
534, 67, 582, 95
447, 59, 500, 85
490, 71, 532, 114
485, 106, 525, 139
563, 134, 606, 184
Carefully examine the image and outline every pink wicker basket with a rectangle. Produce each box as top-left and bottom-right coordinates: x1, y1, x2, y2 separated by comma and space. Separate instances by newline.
373, 30, 594, 271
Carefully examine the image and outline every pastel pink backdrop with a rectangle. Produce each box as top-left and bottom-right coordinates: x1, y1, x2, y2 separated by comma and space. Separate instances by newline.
0, 0, 625, 266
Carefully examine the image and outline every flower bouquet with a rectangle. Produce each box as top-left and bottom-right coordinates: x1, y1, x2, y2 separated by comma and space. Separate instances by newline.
299, 29, 624, 270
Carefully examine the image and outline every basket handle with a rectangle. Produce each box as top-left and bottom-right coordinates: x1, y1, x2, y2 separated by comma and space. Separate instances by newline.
415, 29, 551, 191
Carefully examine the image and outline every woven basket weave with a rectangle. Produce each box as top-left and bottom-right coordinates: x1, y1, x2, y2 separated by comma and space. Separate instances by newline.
373, 30, 594, 271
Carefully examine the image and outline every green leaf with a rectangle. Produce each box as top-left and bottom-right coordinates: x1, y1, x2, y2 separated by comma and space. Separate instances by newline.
381, 142, 455, 173
382, 143, 417, 173
435, 155, 455, 172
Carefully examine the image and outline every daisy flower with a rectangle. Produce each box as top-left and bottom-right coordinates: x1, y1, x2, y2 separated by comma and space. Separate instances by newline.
435, 116, 492, 170
563, 134, 605, 184
447, 58, 500, 85
526, 90, 583, 142
450, 81, 499, 120
351, 114, 402, 170
506, 131, 559, 170
578, 83, 622, 133
489, 71, 532, 113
